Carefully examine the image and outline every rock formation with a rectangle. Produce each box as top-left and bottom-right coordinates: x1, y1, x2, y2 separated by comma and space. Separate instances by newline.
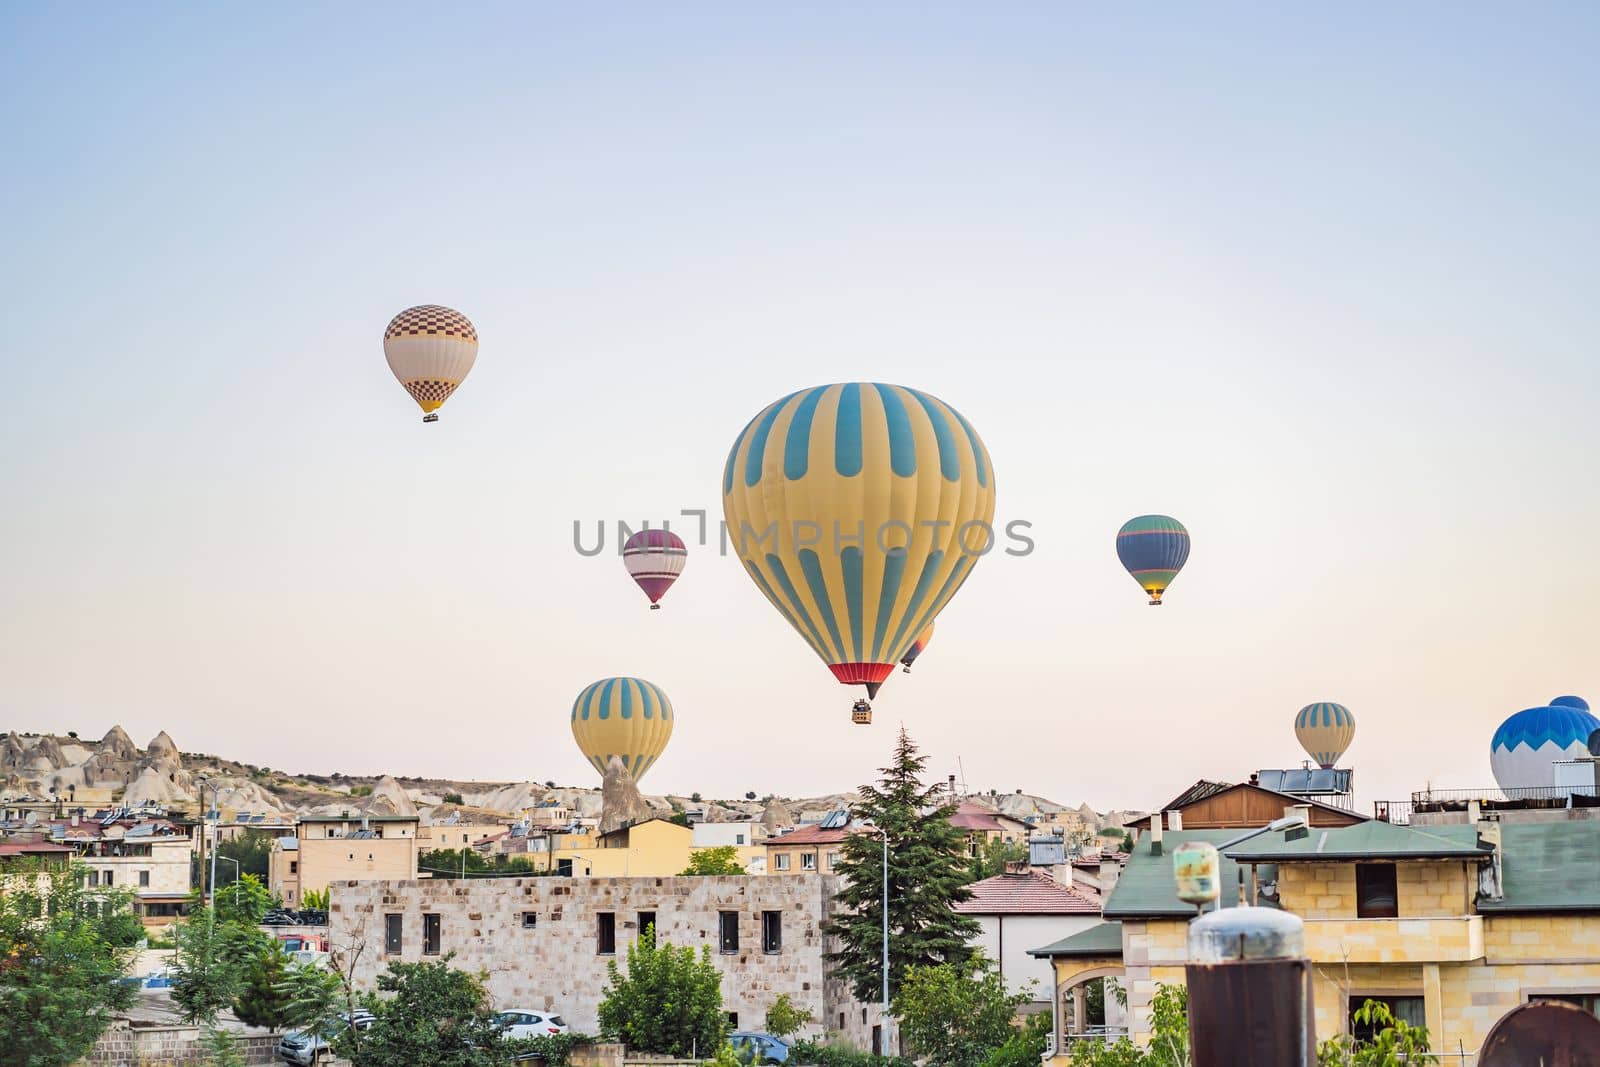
760, 796, 795, 832
362, 776, 418, 818
98, 725, 140, 762
146, 731, 180, 761
599, 757, 653, 836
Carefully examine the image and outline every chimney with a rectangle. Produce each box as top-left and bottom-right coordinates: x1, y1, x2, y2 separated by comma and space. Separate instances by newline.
948, 774, 957, 796
1467, 799, 1481, 822
1248, 772, 1260, 786
1004, 860, 1029, 876
1099, 856, 1122, 897
70, 812, 79, 827
1167, 810, 1184, 831
361, 812, 370, 832
1150, 816, 1164, 856
1476, 813, 1504, 901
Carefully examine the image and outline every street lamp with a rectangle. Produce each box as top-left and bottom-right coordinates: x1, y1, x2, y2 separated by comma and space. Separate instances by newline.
216, 856, 241, 909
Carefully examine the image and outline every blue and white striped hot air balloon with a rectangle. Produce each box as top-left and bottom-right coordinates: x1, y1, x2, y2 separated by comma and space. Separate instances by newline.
1490, 700, 1599, 793
1294, 702, 1355, 769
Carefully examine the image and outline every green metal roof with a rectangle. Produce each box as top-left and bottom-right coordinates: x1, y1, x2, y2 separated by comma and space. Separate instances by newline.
1028, 921, 1124, 958
1479, 822, 1600, 913
1222, 820, 1489, 862
1102, 829, 1276, 919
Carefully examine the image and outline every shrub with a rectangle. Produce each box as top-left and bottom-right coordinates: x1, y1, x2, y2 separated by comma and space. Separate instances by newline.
789, 1041, 913, 1067
443, 792, 465, 805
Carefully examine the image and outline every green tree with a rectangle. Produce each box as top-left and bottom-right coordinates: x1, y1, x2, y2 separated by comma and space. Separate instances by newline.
892, 954, 1028, 1067
232, 940, 294, 1030
763, 993, 814, 1039
965, 838, 1029, 883
300, 887, 330, 910
0, 862, 141, 1067
1072, 984, 1188, 1067
823, 728, 979, 1003
597, 930, 727, 1056
208, 872, 274, 926
443, 793, 465, 805
1317, 1000, 1438, 1066
170, 914, 267, 1024
216, 828, 275, 881
681, 846, 745, 875
335, 958, 504, 1067
980, 1013, 1052, 1067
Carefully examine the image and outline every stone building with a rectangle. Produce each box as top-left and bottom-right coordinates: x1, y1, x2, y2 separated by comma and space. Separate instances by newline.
270, 813, 419, 907
329, 874, 883, 1047
1034, 815, 1600, 1062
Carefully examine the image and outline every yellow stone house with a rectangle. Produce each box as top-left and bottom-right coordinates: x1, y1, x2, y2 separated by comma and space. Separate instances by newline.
1032, 818, 1600, 1061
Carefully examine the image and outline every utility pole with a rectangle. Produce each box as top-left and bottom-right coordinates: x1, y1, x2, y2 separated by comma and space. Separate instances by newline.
196, 775, 211, 917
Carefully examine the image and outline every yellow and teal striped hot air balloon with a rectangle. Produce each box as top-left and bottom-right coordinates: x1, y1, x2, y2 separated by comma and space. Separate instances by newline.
722, 383, 996, 723
571, 677, 674, 782
1294, 702, 1355, 769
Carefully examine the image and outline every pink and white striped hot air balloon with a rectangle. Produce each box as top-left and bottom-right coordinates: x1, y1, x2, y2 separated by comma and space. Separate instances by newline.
622, 529, 687, 610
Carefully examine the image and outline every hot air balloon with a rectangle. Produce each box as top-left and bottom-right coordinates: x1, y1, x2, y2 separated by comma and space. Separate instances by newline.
722, 383, 996, 723
1550, 695, 1591, 712
1295, 702, 1355, 769
900, 622, 935, 673
622, 529, 687, 610
383, 305, 478, 423
1490, 701, 1599, 792
1116, 515, 1190, 605
571, 677, 674, 783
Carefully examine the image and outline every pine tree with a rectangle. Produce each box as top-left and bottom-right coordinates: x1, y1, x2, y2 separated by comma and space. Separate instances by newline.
823, 728, 979, 1003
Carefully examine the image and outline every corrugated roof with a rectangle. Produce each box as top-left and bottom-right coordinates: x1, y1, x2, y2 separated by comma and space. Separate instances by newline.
1103, 829, 1276, 919
1479, 822, 1600, 913
1223, 821, 1488, 862
955, 870, 1102, 915
1029, 921, 1124, 958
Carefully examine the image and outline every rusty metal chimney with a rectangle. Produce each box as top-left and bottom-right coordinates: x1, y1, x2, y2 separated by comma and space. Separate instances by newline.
1186, 907, 1317, 1066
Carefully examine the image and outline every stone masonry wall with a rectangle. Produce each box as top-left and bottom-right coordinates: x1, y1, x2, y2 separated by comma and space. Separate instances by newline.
80, 1023, 280, 1066
330, 875, 866, 1042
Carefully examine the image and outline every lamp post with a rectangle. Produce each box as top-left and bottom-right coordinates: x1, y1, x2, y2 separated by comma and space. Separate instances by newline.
216, 856, 241, 909
877, 823, 892, 1056
195, 775, 214, 918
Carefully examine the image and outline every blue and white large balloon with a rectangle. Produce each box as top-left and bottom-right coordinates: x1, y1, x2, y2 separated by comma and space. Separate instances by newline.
1490, 699, 1600, 792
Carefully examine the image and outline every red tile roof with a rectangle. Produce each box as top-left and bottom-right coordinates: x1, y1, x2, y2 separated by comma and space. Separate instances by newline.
769, 824, 855, 846
954, 869, 1102, 915
0, 841, 75, 855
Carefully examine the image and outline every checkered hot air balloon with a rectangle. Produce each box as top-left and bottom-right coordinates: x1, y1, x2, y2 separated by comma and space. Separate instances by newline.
1295, 702, 1356, 769
721, 383, 996, 723
900, 622, 935, 673
1116, 515, 1190, 605
571, 677, 674, 783
622, 529, 687, 610
383, 305, 478, 423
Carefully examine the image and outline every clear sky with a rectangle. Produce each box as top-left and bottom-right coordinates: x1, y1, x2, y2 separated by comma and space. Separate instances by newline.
3, 4, 1597, 812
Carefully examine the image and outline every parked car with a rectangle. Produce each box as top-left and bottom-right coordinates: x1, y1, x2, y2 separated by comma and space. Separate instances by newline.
730, 1032, 792, 1065
278, 1010, 375, 1065
492, 1009, 570, 1038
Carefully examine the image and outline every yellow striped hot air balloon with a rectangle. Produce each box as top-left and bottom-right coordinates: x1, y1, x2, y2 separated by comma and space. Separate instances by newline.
571, 677, 674, 783
722, 383, 996, 723
1294, 702, 1355, 769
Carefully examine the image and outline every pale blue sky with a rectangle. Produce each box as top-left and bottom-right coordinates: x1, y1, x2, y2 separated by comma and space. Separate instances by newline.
3, 5, 1596, 810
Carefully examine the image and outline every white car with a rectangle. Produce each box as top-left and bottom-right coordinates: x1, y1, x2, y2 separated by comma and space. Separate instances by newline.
493, 1009, 570, 1038
277, 1010, 375, 1065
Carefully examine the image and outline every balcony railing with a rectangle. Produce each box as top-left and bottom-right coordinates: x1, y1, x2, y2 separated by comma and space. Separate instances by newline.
1375, 784, 1598, 824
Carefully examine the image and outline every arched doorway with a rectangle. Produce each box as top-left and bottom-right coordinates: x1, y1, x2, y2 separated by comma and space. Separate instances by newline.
1058, 967, 1128, 1048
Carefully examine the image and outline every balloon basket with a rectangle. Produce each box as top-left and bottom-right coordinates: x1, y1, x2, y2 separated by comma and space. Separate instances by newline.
851, 701, 873, 725
650, 603, 661, 611
902, 666, 911, 673
422, 413, 439, 424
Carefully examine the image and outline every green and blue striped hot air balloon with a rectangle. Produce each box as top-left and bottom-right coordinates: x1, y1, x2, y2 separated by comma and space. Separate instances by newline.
1116, 515, 1190, 605
1295, 702, 1355, 769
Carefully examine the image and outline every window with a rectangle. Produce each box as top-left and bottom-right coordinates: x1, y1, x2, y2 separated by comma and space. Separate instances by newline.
521, 912, 537, 929
838, 1013, 845, 1030
1349, 997, 1424, 1041
762, 910, 782, 954
289, 861, 298, 874
736, 833, 745, 845
103, 870, 113, 886
719, 911, 739, 953
827, 851, 840, 870
1355, 864, 1399, 919
638, 911, 656, 939
774, 854, 790, 871
597, 912, 616, 955
422, 913, 441, 955
872, 1025, 883, 1056
139, 870, 150, 887
87, 870, 98, 887
727, 1012, 739, 1028
385, 914, 403, 954
801, 853, 816, 871
1531, 993, 1600, 1018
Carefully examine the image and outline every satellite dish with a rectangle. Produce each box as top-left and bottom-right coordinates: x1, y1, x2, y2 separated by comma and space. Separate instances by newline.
1478, 1001, 1600, 1067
